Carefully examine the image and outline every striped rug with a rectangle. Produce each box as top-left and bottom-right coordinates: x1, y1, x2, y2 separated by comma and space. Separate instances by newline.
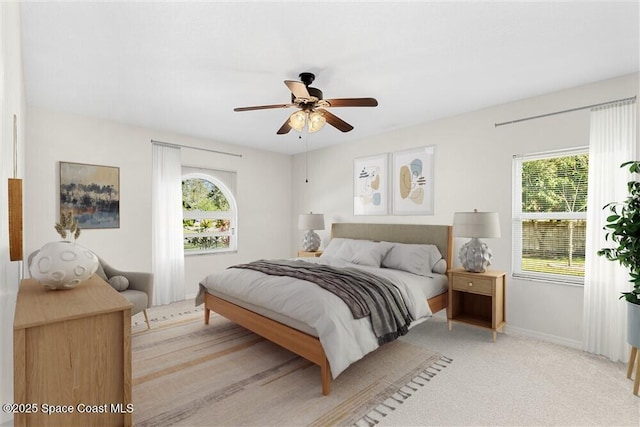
132, 304, 450, 426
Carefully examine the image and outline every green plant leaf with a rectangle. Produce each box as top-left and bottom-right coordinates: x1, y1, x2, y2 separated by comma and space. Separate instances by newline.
599, 160, 640, 305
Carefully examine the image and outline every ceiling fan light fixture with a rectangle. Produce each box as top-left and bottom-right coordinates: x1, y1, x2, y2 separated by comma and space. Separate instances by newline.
308, 110, 326, 133
234, 72, 377, 135
288, 110, 307, 132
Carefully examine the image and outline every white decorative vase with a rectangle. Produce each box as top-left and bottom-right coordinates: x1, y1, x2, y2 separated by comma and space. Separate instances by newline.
458, 237, 493, 273
302, 230, 321, 252
29, 241, 99, 290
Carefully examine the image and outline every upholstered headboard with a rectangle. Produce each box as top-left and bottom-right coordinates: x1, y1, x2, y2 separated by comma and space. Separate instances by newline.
330, 223, 453, 269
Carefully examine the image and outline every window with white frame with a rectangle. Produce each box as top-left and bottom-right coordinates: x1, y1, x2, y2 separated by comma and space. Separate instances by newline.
512, 148, 588, 284
182, 168, 237, 255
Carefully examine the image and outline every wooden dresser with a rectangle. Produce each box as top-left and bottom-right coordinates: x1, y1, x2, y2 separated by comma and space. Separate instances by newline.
13, 275, 133, 427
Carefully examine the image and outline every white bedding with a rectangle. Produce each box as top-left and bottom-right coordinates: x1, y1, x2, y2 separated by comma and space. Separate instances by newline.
197, 255, 447, 379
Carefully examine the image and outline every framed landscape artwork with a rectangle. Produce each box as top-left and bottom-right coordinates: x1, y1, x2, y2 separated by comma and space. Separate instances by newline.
59, 161, 120, 229
353, 153, 389, 215
392, 145, 435, 215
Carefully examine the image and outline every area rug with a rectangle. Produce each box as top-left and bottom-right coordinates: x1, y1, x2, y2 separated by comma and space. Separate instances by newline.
132, 304, 451, 426
131, 299, 204, 334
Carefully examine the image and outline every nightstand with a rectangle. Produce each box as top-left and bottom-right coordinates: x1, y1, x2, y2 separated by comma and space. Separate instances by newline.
448, 268, 506, 342
297, 250, 323, 258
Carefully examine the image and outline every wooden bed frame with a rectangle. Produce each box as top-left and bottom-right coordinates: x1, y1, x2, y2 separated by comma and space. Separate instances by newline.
203, 223, 453, 395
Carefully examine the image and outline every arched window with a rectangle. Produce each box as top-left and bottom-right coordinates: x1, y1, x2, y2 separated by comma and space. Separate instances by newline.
182, 172, 237, 255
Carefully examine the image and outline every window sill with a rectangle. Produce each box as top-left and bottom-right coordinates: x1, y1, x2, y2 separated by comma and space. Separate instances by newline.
185, 249, 238, 257
512, 272, 584, 287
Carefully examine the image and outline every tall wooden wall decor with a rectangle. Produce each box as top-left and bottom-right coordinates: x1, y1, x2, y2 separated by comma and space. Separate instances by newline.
8, 114, 23, 261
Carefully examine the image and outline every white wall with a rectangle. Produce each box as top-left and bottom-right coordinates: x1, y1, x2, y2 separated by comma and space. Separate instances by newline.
25, 107, 292, 299
292, 72, 640, 348
180, 140, 292, 295
0, 2, 26, 424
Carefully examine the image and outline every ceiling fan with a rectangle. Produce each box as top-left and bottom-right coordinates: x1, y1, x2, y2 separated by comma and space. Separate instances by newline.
233, 72, 378, 135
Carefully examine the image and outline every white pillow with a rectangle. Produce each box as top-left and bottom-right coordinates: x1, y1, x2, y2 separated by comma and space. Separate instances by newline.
348, 240, 393, 267
320, 238, 348, 258
334, 239, 356, 261
108, 275, 129, 291
323, 238, 392, 267
432, 258, 447, 274
382, 243, 444, 276
425, 245, 445, 272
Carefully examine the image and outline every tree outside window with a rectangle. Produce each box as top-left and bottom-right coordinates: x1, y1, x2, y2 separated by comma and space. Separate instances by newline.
513, 150, 588, 283
182, 173, 237, 254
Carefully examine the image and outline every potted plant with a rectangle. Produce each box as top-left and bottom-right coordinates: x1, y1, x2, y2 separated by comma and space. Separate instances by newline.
598, 160, 640, 350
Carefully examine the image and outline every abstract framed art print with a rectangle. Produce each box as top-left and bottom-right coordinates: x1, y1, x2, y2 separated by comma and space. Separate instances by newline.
354, 153, 389, 215
392, 145, 435, 215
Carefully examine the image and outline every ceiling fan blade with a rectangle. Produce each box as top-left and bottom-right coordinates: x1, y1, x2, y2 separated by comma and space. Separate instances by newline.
324, 98, 378, 107
284, 80, 310, 99
276, 119, 292, 135
234, 103, 293, 112
321, 109, 354, 132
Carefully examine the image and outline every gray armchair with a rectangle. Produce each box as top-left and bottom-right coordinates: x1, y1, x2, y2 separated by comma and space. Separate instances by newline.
27, 250, 154, 330
96, 256, 154, 330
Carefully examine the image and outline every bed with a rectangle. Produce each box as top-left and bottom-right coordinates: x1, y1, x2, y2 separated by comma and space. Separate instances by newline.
197, 223, 453, 395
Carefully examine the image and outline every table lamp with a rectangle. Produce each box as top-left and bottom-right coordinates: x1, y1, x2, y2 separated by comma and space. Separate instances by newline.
453, 209, 501, 273
298, 213, 325, 252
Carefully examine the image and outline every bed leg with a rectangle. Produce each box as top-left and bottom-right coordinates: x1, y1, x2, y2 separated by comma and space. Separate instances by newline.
321, 358, 331, 396
204, 307, 211, 325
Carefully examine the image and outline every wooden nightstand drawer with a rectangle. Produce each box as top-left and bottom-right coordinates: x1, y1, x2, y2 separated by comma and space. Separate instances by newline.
297, 250, 323, 258
451, 274, 493, 296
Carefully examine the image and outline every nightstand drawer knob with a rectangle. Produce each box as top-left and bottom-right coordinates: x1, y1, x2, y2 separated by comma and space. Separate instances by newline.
468, 282, 473, 287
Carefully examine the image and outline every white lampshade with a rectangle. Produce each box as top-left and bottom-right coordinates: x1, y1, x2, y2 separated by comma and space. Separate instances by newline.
308, 110, 326, 133
288, 110, 307, 132
298, 213, 325, 231
287, 110, 327, 133
453, 210, 501, 238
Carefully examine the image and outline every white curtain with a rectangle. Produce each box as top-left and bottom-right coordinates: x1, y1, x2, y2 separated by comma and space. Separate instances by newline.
151, 143, 185, 305
583, 100, 637, 361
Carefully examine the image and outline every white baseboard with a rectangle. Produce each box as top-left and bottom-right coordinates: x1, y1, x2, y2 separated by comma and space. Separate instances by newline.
432, 310, 583, 350
506, 324, 582, 350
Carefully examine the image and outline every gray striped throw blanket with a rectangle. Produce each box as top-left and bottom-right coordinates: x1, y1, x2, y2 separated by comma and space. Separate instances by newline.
230, 259, 413, 345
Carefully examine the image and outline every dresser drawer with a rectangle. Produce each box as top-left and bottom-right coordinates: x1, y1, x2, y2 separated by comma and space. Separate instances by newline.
451, 274, 494, 296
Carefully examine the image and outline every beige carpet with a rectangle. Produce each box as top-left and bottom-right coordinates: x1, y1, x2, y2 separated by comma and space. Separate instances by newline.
131, 302, 450, 426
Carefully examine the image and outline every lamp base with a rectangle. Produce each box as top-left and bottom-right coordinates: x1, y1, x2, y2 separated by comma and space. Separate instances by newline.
459, 237, 493, 273
302, 230, 321, 252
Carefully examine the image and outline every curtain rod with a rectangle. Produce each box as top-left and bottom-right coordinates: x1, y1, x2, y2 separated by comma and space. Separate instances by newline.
494, 96, 637, 127
151, 139, 243, 158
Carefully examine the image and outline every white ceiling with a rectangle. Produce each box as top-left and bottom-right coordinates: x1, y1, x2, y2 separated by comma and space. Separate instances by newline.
19, 1, 640, 155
